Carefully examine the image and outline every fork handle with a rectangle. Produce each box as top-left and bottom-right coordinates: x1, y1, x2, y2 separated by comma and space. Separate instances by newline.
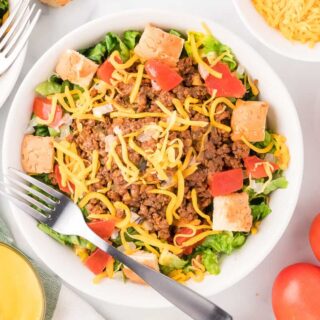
80, 228, 232, 320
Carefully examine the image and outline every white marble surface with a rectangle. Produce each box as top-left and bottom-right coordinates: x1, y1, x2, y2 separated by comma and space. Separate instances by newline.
0, 0, 319, 319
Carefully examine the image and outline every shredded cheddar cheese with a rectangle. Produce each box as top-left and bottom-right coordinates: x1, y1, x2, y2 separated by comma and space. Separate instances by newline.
253, 0, 320, 47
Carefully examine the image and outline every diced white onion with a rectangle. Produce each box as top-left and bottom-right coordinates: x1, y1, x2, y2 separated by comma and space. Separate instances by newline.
265, 153, 276, 163
130, 211, 141, 223
59, 125, 71, 139
105, 134, 116, 152
151, 80, 161, 91
93, 104, 113, 117
118, 242, 136, 252
111, 229, 119, 240
236, 64, 245, 76
249, 180, 265, 194
113, 126, 122, 135
198, 64, 209, 80
137, 124, 162, 142
25, 125, 35, 134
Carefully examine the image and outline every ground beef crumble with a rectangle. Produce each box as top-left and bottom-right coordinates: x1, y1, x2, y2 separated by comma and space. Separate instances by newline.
69, 57, 250, 240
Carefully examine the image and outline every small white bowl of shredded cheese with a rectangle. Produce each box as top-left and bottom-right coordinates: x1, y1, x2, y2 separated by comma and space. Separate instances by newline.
233, 0, 320, 62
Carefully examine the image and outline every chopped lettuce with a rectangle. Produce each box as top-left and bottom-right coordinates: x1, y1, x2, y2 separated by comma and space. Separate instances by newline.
201, 249, 220, 275
48, 127, 60, 137
254, 131, 274, 150
159, 250, 188, 274
35, 80, 62, 96
80, 31, 134, 64
104, 32, 130, 62
123, 31, 141, 49
200, 232, 247, 255
38, 223, 95, 251
250, 203, 272, 221
185, 31, 238, 71
169, 29, 185, 38
263, 176, 288, 195
34, 125, 50, 137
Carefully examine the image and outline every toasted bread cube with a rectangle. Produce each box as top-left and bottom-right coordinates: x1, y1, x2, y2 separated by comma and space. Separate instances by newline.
40, 0, 71, 7
231, 100, 269, 142
21, 135, 54, 174
123, 251, 159, 284
55, 49, 98, 88
134, 24, 184, 66
212, 192, 252, 232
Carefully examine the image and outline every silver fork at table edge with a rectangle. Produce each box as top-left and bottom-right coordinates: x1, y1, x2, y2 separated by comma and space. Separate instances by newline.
0, 167, 232, 320
0, 0, 41, 75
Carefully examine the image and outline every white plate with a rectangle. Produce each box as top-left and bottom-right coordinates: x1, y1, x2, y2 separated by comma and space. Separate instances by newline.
2, 9, 304, 308
0, 0, 27, 109
233, 0, 320, 62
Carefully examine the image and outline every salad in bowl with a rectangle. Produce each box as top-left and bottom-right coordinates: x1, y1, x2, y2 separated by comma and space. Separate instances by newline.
21, 23, 290, 285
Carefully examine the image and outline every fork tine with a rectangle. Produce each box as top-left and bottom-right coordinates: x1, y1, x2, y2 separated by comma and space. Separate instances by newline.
2, 3, 35, 55
5, 174, 58, 205
0, 188, 49, 223
0, 181, 54, 212
0, 0, 27, 39
0, 0, 31, 51
5, 9, 41, 68
9, 168, 63, 199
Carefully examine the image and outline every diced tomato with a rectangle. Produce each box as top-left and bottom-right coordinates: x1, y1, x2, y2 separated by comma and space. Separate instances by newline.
85, 249, 114, 275
244, 156, 279, 179
33, 97, 63, 128
145, 59, 183, 92
54, 165, 74, 194
175, 228, 203, 255
97, 56, 121, 85
208, 168, 243, 197
87, 220, 115, 240
205, 62, 246, 98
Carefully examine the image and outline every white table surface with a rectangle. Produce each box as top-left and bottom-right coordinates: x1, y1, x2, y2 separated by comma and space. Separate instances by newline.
1, 0, 319, 319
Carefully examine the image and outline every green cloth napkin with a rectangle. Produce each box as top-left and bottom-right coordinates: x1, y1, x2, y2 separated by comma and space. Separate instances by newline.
0, 215, 61, 320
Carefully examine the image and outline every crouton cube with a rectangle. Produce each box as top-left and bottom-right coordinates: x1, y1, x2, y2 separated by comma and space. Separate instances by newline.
55, 49, 98, 88
40, 0, 71, 7
21, 135, 54, 174
231, 100, 269, 142
123, 251, 159, 284
134, 24, 185, 66
212, 192, 252, 232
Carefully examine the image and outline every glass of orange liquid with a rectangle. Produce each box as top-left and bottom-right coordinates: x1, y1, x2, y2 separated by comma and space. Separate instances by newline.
0, 242, 46, 320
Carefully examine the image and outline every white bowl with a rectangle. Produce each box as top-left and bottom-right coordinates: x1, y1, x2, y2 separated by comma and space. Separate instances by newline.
2, 9, 304, 308
0, 0, 27, 109
233, 0, 320, 62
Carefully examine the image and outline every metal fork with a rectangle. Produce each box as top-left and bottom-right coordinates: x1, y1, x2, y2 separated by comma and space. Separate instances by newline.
0, 168, 232, 320
0, 0, 41, 75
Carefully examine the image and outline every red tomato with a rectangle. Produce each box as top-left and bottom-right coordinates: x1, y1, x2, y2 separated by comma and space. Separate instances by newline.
97, 56, 122, 85
85, 249, 114, 275
87, 220, 115, 240
208, 168, 243, 197
175, 228, 203, 255
54, 165, 74, 194
145, 59, 183, 92
309, 213, 320, 261
33, 97, 63, 128
244, 156, 279, 179
272, 263, 320, 320
205, 62, 246, 98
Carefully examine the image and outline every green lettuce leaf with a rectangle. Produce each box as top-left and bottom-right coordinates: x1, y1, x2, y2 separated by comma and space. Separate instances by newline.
34, 125, 50, 137
250, 203, 272, 221
123, 31, 141, 49
185, 31, 237, 71
169, 29, 184, 38
0, 0, 8, 22
200, 232, 247, 255
202, 249, 220, 275
35, 80, 62, 96
159, 250, 188, 275
38, 223, 95, 251
263, 177, 288, 195
104, 32, 130, 62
